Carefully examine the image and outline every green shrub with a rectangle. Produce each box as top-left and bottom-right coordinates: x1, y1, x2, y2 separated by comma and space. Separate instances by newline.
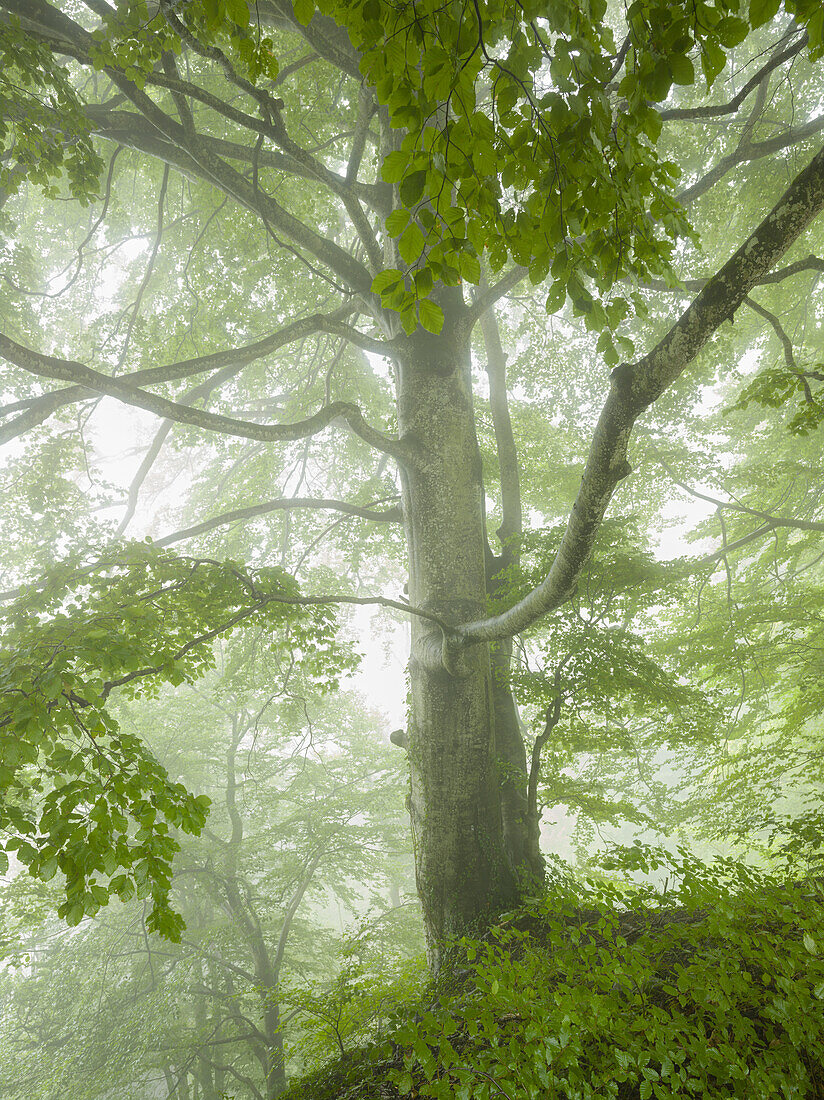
388, 850, 824, 1100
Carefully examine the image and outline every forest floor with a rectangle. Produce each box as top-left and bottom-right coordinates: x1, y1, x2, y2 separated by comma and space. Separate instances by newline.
282, 882, 824, 1100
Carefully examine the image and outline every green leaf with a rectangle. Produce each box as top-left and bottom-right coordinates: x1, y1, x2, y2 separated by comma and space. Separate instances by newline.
701, 40, 727, 87
749, 0, 781, 28
399, 170, 427, 207
224, 0, 250, 27
529, 257, 550, 285
715, 16, 749, 47
414, 267, 434, 296
381, 151, 409, 183
646, 58, 672, 101
64, 901, 84, 927
293, 0, 314, 26
458, 251, 481, 285
39, 855, 59, 881
670, 53, 695, 85
385, 209, 410, 236
398, 222, 425, 264
400, 304, 418, 335
417, 298, 444, 334
372, 269, 403, 295
396, 1072, 413, 1096
545, 280, 566, 313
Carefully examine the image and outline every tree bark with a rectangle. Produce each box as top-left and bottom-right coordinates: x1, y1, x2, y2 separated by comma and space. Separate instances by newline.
396, 296, 522, 964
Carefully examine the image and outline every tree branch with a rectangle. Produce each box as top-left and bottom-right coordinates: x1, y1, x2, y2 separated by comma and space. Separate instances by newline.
0, 332, 409, 461
154, 496, 403, 548
0, 306, 373, 443
467, 266, 527, 323
0, 0, 378, 297
92, 587, 448, 702
256, 0, 362, 79
101, 71, 377, 298
742, 295, 798, 371
456, 139, 824, 645
660, 28, 806, 121
478, 292, 522, 562
527, 666, 564, 832
638, 255, 824, 296
678, 113, 824, 206
86, 105, 390, 215
646, 439, 824, 535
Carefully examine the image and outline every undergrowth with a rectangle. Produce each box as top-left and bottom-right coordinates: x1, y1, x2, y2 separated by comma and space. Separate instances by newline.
283, 845, 824, 1100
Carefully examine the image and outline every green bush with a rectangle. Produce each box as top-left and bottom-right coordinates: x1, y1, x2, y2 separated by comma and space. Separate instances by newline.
387, 850, 824, 1100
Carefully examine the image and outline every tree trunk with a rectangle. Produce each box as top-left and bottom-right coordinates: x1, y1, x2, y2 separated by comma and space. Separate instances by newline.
397, 297, 524, 963
223, 729, 287, 1098
489, 636, 544, 879
195, 1061, 219, 1100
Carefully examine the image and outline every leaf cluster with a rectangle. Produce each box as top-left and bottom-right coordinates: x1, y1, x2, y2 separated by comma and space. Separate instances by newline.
387, 853, 824, 1100
0, 17, 103, 203
0, 541, 348, 938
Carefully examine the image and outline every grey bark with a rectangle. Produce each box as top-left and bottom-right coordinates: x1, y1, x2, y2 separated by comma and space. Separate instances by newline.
396, 296, 521, 964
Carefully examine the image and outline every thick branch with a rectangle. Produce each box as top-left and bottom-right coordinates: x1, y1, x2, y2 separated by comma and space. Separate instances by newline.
0, 333, 409, 461
457, 140, 824, 645
256, 0, 362, 79
0, 306, 374, 443
87, 106, 390, 215
102, 72, 376, 298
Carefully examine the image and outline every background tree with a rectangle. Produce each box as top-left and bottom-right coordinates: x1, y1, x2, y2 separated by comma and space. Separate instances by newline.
0, 630, 418, 1099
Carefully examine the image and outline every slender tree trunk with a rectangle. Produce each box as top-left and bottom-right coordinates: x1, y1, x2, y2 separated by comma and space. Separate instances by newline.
196, 1061, 219, 1100
397, 297, 522, 963
263, 993, 286, 1098
213, 1062, 225, 1097
479, 290, 544, 884
223, 728, 287, 1098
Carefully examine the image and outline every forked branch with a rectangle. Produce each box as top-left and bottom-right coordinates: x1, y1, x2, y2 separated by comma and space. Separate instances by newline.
0, 333, 409, 462
0, 305, 388, 445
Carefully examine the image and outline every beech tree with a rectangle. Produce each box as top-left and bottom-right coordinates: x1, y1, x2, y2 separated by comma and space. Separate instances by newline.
1, 0, 824, 967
